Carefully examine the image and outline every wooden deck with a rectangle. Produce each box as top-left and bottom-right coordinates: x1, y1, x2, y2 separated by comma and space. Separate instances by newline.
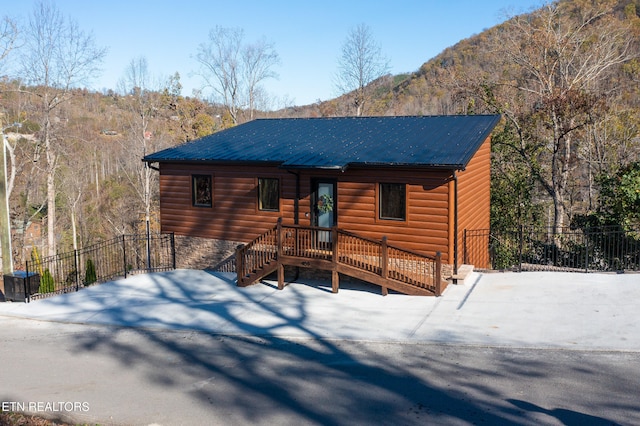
236, 219, 448, 296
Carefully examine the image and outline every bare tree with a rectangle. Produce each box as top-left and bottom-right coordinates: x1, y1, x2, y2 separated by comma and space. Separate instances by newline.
0, 15, 18, 275
195, 26, 280, 124
335, 23, 390, 116
195, 27, 243, 124
0, 16, 17, 74
118, 57, 160, 246
243, 37, 280, 120
57, 140, 88, 253
20, 0, 106, 257
468, 2, 635, 234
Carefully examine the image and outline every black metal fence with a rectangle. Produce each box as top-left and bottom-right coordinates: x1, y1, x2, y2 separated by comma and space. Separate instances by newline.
463, 226, 640, 273
24, 233, 175, 301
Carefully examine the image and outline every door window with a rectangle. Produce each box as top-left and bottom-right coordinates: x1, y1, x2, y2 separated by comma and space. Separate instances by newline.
316, 182, 335, 228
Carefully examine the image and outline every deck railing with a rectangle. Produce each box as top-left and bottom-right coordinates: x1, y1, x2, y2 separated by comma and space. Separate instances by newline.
236, 219, 445, 296
337, 230, 383, 274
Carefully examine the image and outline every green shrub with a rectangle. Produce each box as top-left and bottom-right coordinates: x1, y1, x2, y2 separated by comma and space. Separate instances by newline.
84, 259, 97, 286
38, 269, 55, 293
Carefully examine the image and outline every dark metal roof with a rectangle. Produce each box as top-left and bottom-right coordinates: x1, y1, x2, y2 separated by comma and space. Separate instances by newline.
144, 115, 501, 170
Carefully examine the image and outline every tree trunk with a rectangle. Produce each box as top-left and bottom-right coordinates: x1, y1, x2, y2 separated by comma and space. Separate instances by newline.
46, 156, 56, 258
550, 112, 573, 236
0, 131, 12, 275
553, 196, 565, 236
44, 118, 57, 258
71, 206, 77, 252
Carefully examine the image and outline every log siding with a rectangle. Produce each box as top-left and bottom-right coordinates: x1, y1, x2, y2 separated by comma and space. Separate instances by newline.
456, 135, 492, 266
157, 163, 463, 263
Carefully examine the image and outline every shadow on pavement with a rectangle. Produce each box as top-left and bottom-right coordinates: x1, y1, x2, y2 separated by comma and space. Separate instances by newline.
16, 270, 630, 425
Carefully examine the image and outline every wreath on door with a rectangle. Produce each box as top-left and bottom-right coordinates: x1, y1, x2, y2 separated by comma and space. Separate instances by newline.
317, 193, 334, 214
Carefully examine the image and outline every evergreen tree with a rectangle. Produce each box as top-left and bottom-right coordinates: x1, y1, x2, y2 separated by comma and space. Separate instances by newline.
84, 258, 97, 286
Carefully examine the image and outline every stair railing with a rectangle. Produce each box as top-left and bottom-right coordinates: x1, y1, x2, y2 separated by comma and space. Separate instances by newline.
236, 223, 278, 286
236, 218, 444, 295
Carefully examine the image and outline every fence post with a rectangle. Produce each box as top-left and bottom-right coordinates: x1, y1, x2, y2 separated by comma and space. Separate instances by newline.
585, 227, 589, 273
435, 251, 442, 296
122, 235, 128, 279
146, 221, 151, 271
74, 249, 80, 292
518, 224, 524, 273
463, 229, 467, 265
25, 260, 30, 303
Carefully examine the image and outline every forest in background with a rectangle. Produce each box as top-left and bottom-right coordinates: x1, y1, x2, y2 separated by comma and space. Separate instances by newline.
0, 0, 639, 271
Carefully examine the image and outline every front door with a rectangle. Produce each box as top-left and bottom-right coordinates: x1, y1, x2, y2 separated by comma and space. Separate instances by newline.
312, 179, 337, 228
312, 179, 337, 246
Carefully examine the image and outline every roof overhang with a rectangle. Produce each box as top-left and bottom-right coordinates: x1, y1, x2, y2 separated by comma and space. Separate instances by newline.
143, 158, 466, 173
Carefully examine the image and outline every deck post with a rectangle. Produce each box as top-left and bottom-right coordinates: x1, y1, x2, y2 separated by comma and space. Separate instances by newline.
277, 218, 284, 290
381, 236, 388, 296
435, 251, 442, 296
331, 227, 339, 293
235, 244, 245, 286
278, 264, 285, 290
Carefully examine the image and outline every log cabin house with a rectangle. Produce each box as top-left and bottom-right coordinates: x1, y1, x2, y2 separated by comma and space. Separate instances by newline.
144, 115, 501, 295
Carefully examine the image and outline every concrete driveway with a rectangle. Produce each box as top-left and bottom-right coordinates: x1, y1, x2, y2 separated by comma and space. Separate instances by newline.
1, 269, 638, 351
1, 270, 640, 426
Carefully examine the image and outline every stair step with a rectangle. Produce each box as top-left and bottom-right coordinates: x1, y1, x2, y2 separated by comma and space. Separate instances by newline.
451, 264, 474, 284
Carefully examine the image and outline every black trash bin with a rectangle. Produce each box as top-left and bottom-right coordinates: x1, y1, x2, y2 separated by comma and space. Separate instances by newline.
3, 271, 40, 302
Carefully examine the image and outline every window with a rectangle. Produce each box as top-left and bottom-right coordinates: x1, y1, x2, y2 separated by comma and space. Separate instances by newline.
379, 183, 406, 220
258, 178, 279, 211
192, 175, 212, 207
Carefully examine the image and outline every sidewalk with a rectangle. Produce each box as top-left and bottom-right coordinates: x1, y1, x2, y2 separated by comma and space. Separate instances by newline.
0, 269, 638, 351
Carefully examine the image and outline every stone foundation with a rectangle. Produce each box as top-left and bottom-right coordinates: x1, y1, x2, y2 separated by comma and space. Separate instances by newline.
173, 235, 241, 270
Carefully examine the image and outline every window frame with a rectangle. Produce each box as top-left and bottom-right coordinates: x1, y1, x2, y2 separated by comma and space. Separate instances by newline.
192, 174, 213, 208
257, 177, 280, 212
378, 182, 407, 221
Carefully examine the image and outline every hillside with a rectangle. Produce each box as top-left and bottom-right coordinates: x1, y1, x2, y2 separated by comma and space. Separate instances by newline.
285, 0, 639, 119
291, 0, 640, 235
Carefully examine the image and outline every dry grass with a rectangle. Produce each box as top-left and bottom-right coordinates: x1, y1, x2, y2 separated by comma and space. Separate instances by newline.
0, 412, 74, 426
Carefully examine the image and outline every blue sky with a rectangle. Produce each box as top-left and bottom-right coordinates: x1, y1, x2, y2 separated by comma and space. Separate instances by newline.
5, 0, 544, 107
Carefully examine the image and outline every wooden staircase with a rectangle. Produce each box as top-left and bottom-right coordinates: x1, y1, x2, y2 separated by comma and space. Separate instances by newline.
235, 219, 448, 296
